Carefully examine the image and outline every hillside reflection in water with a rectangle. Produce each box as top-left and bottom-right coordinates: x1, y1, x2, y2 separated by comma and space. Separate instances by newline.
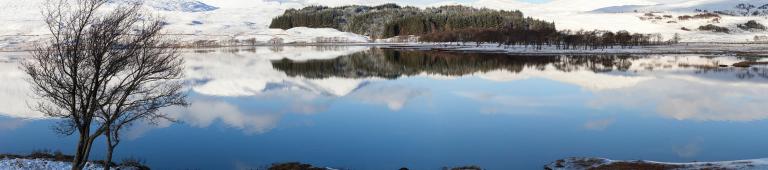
1, 46, 767, 169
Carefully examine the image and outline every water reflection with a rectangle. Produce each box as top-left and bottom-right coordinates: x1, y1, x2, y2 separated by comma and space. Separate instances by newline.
0, 52, 38, 118
0, 117, 27, 131
2, 47, 768, 169
2, 47, 768, 127
272, 50, 638, 78
273, 49, 768, 82
272, 48, 768, 122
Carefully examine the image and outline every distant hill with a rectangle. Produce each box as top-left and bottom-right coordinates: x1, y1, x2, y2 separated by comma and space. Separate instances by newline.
108, 0, 218, 12
269, 4, 553, 39
593, 0, 768, 16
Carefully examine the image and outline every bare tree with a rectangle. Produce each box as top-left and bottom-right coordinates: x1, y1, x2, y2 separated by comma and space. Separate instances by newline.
672, 33, 682, 44
22, 0, 186, 170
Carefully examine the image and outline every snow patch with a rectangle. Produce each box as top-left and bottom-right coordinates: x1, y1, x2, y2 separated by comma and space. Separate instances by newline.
592, 0, 767, 14
0, 158, 130, 170
545, 157, 768, 170
108, 0, 219, 12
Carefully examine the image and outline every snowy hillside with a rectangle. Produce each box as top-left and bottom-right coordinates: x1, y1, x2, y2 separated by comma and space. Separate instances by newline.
0, 0, 370, 50
108, 0, 218, 12
434, 0, 768, 43
593, 0, 768, 14
2, 0, 768, 49
576, 0, 768, 42
545, 157, 768, 170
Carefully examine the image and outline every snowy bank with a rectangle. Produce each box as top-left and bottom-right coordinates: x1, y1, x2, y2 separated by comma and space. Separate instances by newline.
0, 158, 133, 170
0, 151, 147, 170
545, 157, 768, 170
384, 43, 768, 55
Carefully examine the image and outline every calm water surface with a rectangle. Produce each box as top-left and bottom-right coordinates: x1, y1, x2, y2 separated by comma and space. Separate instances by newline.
1, 46, 768, 169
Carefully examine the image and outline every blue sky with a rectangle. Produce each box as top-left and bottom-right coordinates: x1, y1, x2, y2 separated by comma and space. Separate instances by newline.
417, 0, 551, 4
305, 0, 556, 6
519, 0, 550, 3
413, 0, 552, 5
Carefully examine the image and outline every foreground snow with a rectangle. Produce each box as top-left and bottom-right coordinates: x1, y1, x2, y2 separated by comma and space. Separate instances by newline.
0, 158, 133, 170
545, 157, 768, 170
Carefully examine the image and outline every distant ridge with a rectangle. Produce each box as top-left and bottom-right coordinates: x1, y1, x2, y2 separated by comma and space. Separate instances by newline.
108, 0, 218, 12
592, 0, 768, 16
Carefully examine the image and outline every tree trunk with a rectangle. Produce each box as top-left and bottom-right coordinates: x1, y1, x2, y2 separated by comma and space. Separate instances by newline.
72, 133, 96, 170
104, 145, 114, 170
71, 134, 88, 170
104, 127, 115, 170
72, 125, 102, 170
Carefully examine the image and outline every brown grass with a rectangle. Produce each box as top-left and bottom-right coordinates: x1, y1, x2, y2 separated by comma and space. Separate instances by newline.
268, 162, 327, 170
588, 162, 684, 170
443, 165, 483, 170
733, 61, 768, 67
1, 150, 74, 162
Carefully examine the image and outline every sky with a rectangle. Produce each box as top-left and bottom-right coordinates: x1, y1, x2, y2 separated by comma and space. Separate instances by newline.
279, 0, 713, 12
277, 0, 675, 14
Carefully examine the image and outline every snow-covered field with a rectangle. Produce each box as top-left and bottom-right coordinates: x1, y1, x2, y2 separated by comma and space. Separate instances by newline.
2, 0, 768, 51
0, 0, 372, 51
545, 157, 768, 170
0, 158, 130, 170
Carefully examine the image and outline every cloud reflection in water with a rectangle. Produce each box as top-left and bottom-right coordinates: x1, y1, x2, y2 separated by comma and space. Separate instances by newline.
2, 47, 768, 137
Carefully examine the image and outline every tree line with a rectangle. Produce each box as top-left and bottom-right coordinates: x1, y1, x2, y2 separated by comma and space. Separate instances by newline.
272, 48, 640, 79
270, 3, 678, 49
269, 4, 551, 39
420, 27, 678, 50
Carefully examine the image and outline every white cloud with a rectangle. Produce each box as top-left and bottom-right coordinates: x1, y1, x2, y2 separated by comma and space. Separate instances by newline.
429, 0, 657, 14
589, 75, 768, 122
454, 91, 573, 114
184, 46, 370, 97
350, 84, 429, 111
163, 100, 281, 134
0, 54, 42, 119
476, 68, 652, 91
0, 118, 27, 131
583, 118, 615, 131
123, 99, 283, 139
675, 139, 702, 158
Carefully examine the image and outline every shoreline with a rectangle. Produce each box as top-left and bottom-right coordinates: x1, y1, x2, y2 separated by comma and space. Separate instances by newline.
2, 42, 768, 55
545, 157, 768, 170
0, 152, 148, 170
6, 155, 768, 170
381, 43, 768, 55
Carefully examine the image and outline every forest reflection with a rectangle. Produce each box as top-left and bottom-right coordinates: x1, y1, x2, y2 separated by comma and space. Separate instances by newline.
272, 48, 768, 80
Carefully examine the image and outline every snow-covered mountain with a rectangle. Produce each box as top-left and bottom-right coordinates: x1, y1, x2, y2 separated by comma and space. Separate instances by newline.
108, 0, 219, 12
594, 0, 768, 15
2, 0, 768, 48
0, 0, 370, 50
573, 0, 768, 42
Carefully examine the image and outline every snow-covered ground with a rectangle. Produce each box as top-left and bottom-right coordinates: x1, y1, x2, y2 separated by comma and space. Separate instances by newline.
2, 0, 768, 51
545, 157, 768, 170
535, 12, 768, 43
0, 158, 129, 170
445, 0, 768, 43
0, 0, 371, 51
